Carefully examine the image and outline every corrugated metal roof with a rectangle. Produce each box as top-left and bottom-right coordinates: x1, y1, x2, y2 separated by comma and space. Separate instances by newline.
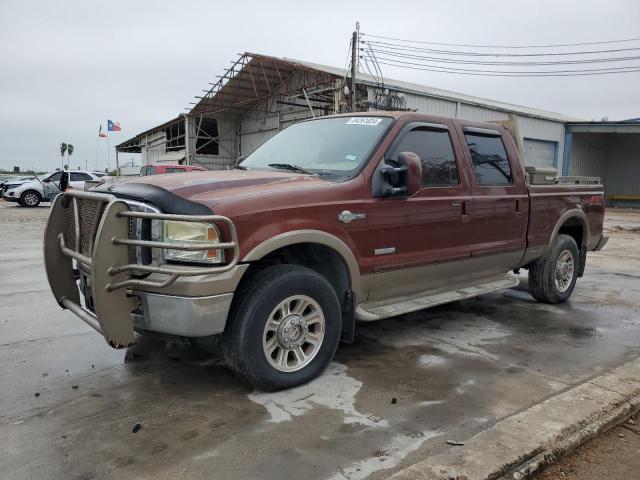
287, 57, 581, 123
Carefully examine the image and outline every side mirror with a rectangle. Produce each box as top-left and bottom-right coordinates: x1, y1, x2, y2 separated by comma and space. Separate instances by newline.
397, 152, 422, 195
377, 151, 422, 197
43, 178, 51, 183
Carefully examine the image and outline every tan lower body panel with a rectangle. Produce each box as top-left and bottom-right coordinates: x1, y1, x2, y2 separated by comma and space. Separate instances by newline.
362, 251, 521, 304
356, 272, 520, 321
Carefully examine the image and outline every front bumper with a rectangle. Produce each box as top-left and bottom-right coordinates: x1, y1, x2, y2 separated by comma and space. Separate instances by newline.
132, 291, 234, 337
3, 191, 18, 201
44, 190, 240, 348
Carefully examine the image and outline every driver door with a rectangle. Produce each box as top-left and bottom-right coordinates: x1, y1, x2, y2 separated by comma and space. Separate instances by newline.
358, 120, 474, 302
43, 171, 64, 198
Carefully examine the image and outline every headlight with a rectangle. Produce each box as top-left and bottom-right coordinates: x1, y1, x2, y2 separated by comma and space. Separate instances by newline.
163, 220, 223, 264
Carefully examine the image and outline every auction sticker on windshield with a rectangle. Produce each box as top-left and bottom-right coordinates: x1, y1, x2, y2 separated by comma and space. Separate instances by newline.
346, 117, 383, 126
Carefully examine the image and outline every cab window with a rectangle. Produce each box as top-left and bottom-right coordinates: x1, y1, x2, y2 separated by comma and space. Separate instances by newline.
165, 167, 185, 173
464, 133, 513, 185
391, 127, 460, 186
70, 172, 92, 181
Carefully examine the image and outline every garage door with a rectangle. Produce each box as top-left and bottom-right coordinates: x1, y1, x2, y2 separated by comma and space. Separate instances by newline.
523, 138, 558, 167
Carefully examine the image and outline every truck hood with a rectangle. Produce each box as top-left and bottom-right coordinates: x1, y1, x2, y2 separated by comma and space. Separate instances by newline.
104, 169, 329, 212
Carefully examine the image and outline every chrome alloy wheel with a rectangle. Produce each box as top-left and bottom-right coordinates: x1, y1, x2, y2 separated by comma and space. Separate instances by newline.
555, 249, 575, 293
262, 295, 325, 373
23, 192, 39, 206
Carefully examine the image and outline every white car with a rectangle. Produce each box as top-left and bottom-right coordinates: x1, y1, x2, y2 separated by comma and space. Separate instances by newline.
0, 175, 36, 198
3, 170, 102, 207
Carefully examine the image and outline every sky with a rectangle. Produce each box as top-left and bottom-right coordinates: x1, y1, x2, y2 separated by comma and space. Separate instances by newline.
1, 0, 639, 172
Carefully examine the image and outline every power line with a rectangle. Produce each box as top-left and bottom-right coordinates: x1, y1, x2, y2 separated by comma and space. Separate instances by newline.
376, 59, 640, 77
361, 32, 640, 49
374, 55, 640, 74
362, 39, 640, 57
366, 47, 640, 66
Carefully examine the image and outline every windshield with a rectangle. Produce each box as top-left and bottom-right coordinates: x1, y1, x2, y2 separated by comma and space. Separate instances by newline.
240, 116, 393, 180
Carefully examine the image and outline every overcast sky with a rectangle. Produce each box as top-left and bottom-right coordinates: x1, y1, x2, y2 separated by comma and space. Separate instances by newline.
1, 0, 639, 172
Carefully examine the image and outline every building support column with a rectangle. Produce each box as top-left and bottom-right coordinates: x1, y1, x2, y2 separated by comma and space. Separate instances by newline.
184, 115, 190, 166
562, 130, 573, 176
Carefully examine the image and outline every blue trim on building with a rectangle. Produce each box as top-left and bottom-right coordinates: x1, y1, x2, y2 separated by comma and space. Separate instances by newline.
562, 131, 573, 176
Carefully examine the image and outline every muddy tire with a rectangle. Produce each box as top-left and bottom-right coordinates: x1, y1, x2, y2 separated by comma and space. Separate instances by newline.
529, 234, 579, 304
19, 190, 42, 208
222, 264, 341, 391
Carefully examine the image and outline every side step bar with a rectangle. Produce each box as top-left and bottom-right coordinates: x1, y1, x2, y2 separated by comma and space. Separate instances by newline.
356, 273, 520, 321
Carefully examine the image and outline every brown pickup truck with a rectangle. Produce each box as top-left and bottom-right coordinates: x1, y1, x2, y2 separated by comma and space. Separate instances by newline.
43, 112, 607, 390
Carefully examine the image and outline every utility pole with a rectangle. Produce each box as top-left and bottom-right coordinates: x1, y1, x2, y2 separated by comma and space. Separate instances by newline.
350, 22, 359, 112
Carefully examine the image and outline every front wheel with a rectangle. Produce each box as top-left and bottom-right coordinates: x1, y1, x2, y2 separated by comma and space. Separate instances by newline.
223, 264, 341, 391
19, 190, 42, 207
528, 234, 579, 304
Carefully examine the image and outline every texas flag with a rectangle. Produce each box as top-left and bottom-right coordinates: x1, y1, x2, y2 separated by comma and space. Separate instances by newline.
107, 120, 121, 132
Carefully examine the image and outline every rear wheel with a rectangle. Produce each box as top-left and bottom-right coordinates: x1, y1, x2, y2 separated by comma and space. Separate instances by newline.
19, 190, 41, 207
528, 234, 579, 304
223, 264, 341, 391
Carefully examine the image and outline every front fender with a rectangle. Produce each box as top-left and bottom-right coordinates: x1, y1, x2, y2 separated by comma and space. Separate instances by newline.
243, 229, 363, 301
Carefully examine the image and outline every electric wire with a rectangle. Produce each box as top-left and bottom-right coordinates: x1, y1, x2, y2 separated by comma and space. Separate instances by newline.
365, 47, 640, 66
361, 39, 640, 57
360, 32, 640, 77
378, 61, 640, 77
361, 32, 640, 49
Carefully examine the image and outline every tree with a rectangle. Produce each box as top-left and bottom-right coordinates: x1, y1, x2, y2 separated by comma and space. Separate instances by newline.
60, 143, 68, 170
67, 144, 74, 169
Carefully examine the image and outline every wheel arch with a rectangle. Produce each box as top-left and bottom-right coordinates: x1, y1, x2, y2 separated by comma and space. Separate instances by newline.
20, 188, 43, 206
243, 230, 362, 298
241, 230, 362, 342
544, 210, 589, 255
543, 209, 589, 277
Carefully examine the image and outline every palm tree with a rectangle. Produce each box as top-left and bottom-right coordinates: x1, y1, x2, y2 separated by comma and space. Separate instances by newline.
60, 143, 68, 170
67, 144, 74, 169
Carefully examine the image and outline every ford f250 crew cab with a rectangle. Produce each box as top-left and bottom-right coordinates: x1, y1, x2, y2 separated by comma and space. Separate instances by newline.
43, 112, 607, 390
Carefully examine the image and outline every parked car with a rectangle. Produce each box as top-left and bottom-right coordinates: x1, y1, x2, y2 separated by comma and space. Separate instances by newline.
140, 164, 206, 176
0, 175, 36, 198
43, 112, 607, 390
4, 170, 102, 207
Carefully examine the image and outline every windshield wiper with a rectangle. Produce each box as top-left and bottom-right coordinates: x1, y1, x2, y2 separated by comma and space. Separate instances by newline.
267, 163, 315, 175
233, 164, 247, 170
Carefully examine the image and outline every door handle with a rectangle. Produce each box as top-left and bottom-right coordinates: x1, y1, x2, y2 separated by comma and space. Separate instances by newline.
515, 199, 523, 218
451, 202, 461, 207
461, 200, 471, 223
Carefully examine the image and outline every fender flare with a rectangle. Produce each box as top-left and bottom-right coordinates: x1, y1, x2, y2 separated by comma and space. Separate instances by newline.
242, 229, 363, 301
542, 209, 589, 258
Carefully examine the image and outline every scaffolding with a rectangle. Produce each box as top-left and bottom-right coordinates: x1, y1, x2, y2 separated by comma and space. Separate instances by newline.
117, 53, 349, 171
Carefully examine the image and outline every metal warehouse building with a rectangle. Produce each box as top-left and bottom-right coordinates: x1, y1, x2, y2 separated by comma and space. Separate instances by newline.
117, 52, 639, 206
564, 119, 640, 207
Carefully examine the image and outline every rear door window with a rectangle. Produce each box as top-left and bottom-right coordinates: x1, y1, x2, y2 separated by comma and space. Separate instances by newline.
464, 133, 512, 185
70, 172, 92, 181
